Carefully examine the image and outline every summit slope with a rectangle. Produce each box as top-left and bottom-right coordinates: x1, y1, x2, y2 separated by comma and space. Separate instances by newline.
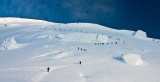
0, 18, 160, 82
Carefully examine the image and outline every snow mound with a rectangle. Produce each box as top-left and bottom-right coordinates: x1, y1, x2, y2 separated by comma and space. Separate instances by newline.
122, 54, 143, 65
0, 37, 22, 50
134, 30, 148, 40
79, 73, 89, 78
57, 33, 108, 43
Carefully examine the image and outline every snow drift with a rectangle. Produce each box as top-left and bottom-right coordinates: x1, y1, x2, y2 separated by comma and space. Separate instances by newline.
52, 51, 74, 59
36, 30, 55, 39
0, 37, 22, 50
122, 54, 143, 65
57, 32, 108, 43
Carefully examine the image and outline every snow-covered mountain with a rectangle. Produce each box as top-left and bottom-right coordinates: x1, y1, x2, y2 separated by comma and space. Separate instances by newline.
0, 17, 160, 82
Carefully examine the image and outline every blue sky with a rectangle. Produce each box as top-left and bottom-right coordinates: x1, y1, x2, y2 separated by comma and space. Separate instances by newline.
0, 0, 160, 39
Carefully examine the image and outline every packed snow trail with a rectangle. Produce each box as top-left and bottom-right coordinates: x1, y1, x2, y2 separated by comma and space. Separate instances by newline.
33, 64, 76, 82
0, 65, 76, 82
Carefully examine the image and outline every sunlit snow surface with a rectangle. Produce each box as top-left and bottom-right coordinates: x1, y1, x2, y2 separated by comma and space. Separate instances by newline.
0, 17, 160, 82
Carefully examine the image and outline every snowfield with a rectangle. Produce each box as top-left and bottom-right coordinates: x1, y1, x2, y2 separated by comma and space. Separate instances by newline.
57, 32, 109, 43
0, 17, 160, 82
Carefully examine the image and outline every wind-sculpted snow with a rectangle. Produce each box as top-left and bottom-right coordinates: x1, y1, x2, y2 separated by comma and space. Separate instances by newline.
134, 30, 148, 40
57, 32, 108, 43
113, 54, 143, 66
123, 54, 143, 65
0, 37, 24, 50
36, 30, 55, 39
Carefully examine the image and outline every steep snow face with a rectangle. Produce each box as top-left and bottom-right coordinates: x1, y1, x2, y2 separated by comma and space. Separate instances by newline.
57, 33, 109, 43
122, 54, 143, 65
0, 37, 22, 50
134, 30, 148, 40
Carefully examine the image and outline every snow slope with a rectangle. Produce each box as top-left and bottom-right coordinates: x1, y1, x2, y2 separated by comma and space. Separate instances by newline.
57, 32, 109, 43
0, 17, 160, 82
